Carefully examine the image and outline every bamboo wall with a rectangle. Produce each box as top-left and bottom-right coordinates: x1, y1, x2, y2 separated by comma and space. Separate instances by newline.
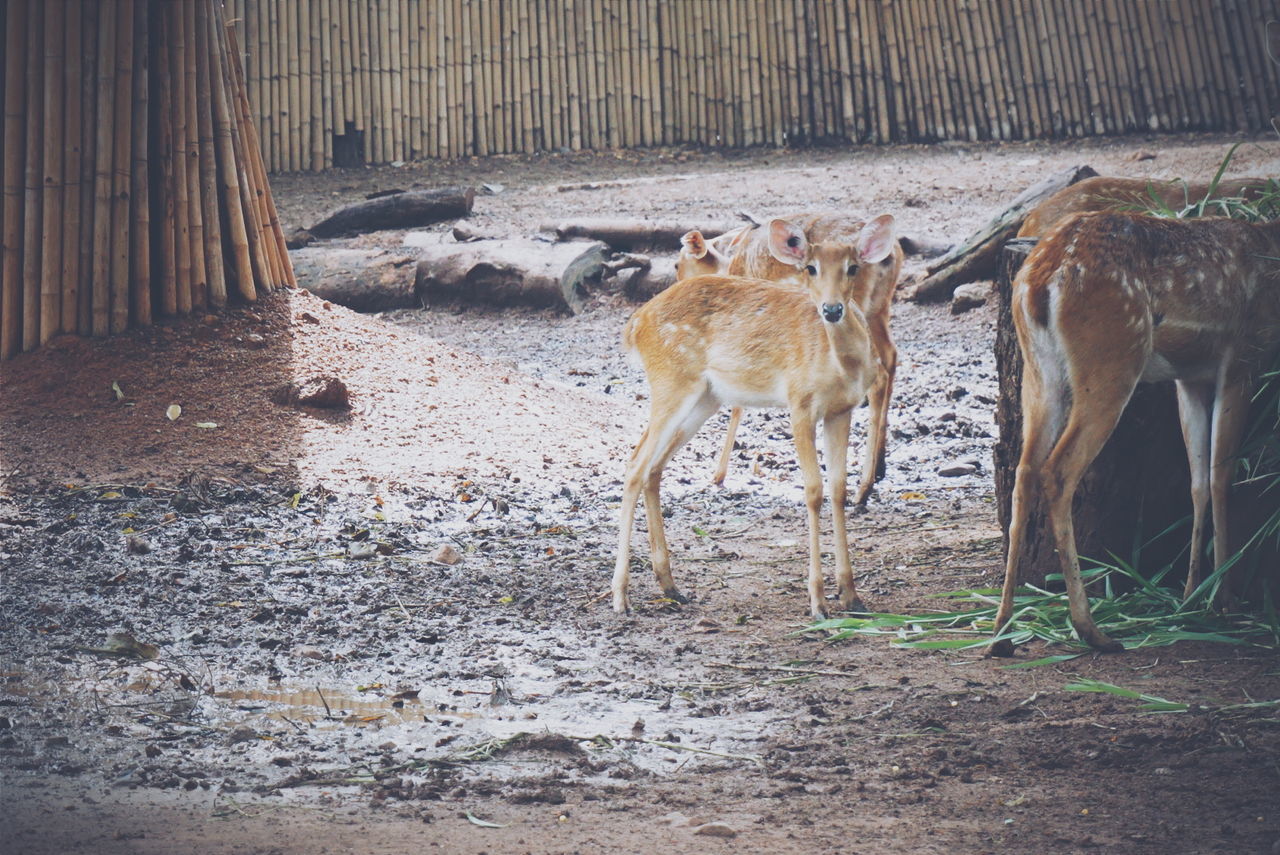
0, 0, 293, 360
222, 0, 1280, 173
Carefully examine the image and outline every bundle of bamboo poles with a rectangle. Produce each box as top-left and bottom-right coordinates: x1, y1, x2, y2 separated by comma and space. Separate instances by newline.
219, 0, 1280, 172
0, 0, 293, 360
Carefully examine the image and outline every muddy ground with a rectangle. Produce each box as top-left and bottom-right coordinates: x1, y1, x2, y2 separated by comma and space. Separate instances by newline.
3, 134, 1280, 855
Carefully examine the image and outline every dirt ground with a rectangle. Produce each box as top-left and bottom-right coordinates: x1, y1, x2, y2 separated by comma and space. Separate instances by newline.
3, 133, 1280, 855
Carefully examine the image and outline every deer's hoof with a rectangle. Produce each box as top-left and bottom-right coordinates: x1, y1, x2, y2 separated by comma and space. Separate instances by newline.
662, 589, 690, 606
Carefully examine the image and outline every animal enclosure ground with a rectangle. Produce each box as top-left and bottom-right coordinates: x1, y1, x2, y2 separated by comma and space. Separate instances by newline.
3, 134, 1280, 855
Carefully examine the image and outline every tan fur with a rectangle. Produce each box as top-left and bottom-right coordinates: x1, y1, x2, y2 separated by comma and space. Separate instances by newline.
994, 211, 1280, 654
615, 217, 896, 618
1018, 175, 1275, 238
694, 213, 904, 501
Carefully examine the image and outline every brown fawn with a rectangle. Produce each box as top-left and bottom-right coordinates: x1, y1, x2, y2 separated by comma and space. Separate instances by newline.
614, 215, 897, 617
994, 210, 1280, 654
678, 215, 903, 503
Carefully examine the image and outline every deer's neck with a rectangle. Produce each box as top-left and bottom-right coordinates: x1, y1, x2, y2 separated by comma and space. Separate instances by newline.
820, 308, 872, 381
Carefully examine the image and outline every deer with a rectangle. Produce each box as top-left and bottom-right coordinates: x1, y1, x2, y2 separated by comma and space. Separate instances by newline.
1018, 175, 1275, 239
614, 214, 898, 618
993, 209, 1280, 655
678, 214, 903, 502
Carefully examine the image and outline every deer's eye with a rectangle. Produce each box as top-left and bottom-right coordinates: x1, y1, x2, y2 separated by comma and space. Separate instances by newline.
804, 264, 817, 276
847, 264, 860, 277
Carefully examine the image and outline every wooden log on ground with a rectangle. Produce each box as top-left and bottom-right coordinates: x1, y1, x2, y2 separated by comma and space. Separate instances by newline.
910, 164, 1098, 302
411, 237, 609, 315
306, 187, 476, 238
290, 246, 419, 312
541, 218, 745, 252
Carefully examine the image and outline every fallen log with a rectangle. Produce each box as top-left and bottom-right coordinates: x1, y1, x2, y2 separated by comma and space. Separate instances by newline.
541, 218, 744, 252
909, 164, 1097, 302
290, 247, 420, 311
306, 186, 476, 238
413, 238, 609, 314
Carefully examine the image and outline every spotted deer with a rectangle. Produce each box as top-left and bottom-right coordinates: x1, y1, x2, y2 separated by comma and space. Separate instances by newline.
679, 215, 903, 502
614, 215, 897, 617
993, 210, 1280, 654
1018, 175, 1274, 239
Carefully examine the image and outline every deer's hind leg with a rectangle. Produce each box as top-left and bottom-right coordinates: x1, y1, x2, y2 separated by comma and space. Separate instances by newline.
613, 383, 719, 612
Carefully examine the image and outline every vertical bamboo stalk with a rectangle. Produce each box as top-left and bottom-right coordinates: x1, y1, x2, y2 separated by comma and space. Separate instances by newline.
108, 0, 134, 332
155, 2, 178, 315
312, 0, 327, 170
88, 0, 118, 334
207, 5, 254, 302
182, 1, 210, 311
59, 0, 85, 334
38, 0, 65, 343
407, 0, 421, 159
321, 0, 334, 166
226, 24, 294, 289
194, 0, 225, 308
21, 3, 44, 350
288, 0, 302, 170
389, 0, 404, 161
215, 19, 269, 295
1, 0, 28, 358
169, 3, 194, 314
298, 0, 313, 169
129, 0, 151, 326
336, 0, 352, 130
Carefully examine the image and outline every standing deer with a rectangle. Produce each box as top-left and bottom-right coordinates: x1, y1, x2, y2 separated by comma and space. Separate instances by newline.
993, 210, 1280, 654
679, 214, 903, 503
614, 215, 897, 618
1018, 175, 1274, 239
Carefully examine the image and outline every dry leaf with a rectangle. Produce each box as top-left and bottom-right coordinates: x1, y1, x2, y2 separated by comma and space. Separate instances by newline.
166, 404, 182, 421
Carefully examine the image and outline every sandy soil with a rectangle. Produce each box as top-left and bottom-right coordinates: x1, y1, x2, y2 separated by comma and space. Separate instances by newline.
3, 132, 1280, 855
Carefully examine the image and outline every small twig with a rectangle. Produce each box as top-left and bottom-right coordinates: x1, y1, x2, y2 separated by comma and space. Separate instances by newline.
315, 685, 334, 718
706, 661, 869, 679
279, 714, 307, 735
223, 552, 346, 567
391, 590, 414, 622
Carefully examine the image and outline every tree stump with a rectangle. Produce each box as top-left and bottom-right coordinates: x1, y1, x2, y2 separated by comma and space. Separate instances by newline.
994, 241, 1190, 587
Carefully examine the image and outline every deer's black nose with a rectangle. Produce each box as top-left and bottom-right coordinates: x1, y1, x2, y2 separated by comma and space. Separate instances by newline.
821, 302, 844, 323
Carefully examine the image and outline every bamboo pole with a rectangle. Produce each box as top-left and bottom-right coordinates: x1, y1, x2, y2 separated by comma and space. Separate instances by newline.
297, 0, 313, 169
39, 0, 65, 344
182, 0, 209, 311
155, 2, 178, 315
206, 4, 254, 302
21, 3, 43, 350
59, 0, 85, 334
1, 0, 27, 359
226, 23, 294, 289
214, 18, 269, 296
109, 0, 135, 332
130, 0, 151, 326
194, 0, 226, 308
287, 0, 302, 170
311, 0, 326, 167
170, 2, 194, 315
84, 1, 115, 334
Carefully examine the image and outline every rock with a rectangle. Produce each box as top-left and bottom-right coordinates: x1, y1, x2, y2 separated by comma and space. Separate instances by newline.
274, 376, 351, 410
432, 544, 463, 565
226, 725, 258, 745
347, 541, 378, 559
951, 282, 990, 314
295, 646, 329, 661
125, 535, 152, 555
938, 463, 978, 477
658, 812, 697, 828
692, 821, 739, 839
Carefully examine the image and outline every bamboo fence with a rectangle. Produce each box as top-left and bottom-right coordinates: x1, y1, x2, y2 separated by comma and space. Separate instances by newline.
0, 0, 293, 360
221, 0, 1280, 173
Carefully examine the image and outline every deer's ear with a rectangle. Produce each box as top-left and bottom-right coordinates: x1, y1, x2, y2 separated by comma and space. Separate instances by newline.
680, 230, 708, 259
767, 219, 808, 265
857, 214, 897, 264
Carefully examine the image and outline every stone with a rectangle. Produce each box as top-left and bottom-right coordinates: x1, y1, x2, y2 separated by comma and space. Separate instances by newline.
692, 821, 739, 838
951, 281, 990, 314
938, 463, 978, 478
432, 544, 463, 565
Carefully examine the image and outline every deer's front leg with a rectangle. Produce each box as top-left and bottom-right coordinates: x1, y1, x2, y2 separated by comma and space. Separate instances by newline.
791, 410, 828, 619
822, 407, 865, 612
